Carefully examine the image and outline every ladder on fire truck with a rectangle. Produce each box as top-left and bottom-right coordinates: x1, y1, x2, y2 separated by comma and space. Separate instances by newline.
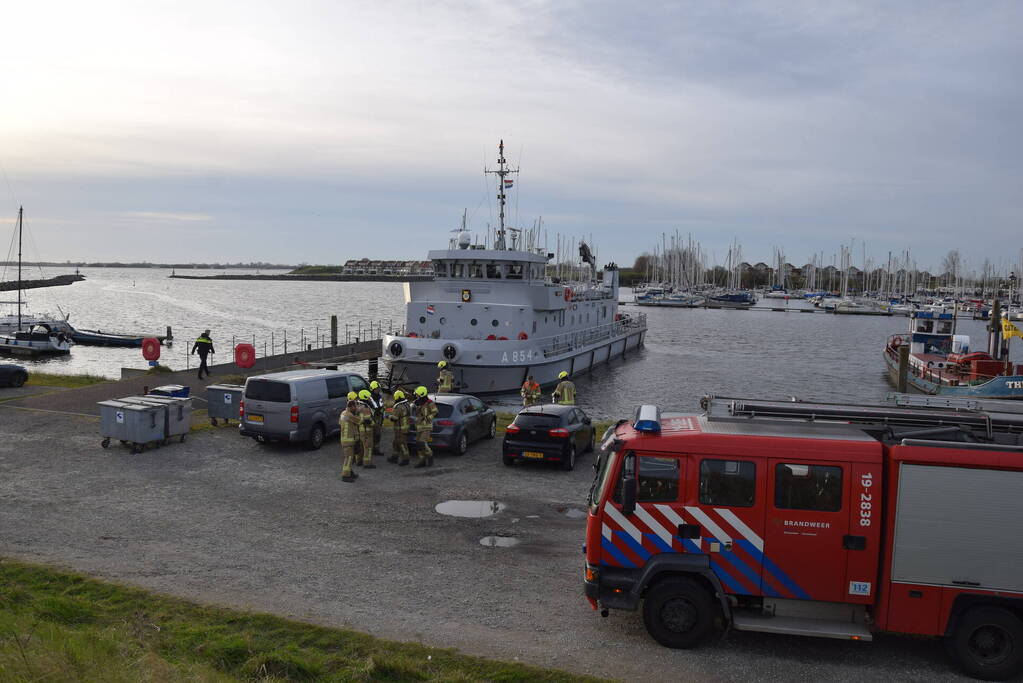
702, 394, 1023, 449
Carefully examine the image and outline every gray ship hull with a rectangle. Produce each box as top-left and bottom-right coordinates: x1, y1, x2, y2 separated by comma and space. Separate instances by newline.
385, 327, 645, 395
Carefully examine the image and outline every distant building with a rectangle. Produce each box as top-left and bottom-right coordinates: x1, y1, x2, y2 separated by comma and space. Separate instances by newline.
342, 258, 434, 277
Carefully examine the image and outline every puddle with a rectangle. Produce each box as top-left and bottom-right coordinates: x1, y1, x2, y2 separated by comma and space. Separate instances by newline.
480, 536, 520, 548
435, 500, 506, 518
563, 508, 587, 519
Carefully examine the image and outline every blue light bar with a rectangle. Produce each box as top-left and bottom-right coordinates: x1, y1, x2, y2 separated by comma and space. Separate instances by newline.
633, 404, 661, 432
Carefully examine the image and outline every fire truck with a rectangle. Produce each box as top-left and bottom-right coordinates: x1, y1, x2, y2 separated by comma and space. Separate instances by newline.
583, 395, 1023, 680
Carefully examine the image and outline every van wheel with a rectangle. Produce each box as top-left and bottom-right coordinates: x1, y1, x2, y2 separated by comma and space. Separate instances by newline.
306, 424, 325, 451
455, 430, 468, 455
642, 577, 715, 649
947, 606, 1023, 681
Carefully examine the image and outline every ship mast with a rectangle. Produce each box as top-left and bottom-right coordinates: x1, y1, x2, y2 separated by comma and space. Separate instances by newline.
17, 206, 23, 331
485, 140, 518, 250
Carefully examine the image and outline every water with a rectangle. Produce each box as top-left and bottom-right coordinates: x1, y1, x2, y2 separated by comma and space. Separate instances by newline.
6, 267, 1019, 419
435, 500, 506, 518
479, 536, 520, 547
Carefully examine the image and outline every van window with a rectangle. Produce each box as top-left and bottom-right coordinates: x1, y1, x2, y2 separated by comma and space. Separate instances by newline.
638, 456, 679, 502
326, 377, 348, 399
699, 459, 755, 507
348, 376, 369, 394
775, 464, 843, 512
245, 379, 291, 402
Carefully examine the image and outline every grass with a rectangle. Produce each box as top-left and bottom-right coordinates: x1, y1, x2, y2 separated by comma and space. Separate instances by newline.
0, 559, 599, 682
25, 372, 110, 389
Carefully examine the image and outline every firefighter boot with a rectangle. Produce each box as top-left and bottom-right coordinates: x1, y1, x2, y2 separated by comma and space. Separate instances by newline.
413, 443, 428, 468
387, 455, 398, 464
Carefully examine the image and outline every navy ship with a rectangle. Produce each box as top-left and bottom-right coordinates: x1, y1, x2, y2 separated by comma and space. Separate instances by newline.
382, 141, 647, 395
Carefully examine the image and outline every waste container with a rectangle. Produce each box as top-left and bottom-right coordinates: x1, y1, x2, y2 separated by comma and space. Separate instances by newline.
119, 395, 192, 443
205, 384, 244, 425
149, 384, 190, 398
98, 399, 165, 453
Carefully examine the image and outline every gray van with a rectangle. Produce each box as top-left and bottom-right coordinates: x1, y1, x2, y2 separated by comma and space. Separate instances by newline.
238, 369, 369, 449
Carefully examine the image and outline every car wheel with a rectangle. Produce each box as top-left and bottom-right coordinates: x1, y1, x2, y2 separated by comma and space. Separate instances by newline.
306, 424, 325, 451
585, 429, 596, 453
561, 444, 577, 471
485, 418, 497, 439
455, 430, 468, 455
502, 454, 514, 466
12, 372, 27, 388
947, 606, 1023, 681
642, 577, 717, 649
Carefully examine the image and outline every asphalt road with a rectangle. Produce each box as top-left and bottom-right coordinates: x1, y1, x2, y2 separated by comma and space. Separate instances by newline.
0, 404, 992, 682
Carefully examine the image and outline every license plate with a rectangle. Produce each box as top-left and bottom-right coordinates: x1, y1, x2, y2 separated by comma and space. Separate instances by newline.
523, 451, 544, 459
248, 414, 264, 423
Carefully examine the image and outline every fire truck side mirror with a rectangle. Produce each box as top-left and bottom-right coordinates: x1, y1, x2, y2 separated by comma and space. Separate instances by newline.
622, 478, 637, 515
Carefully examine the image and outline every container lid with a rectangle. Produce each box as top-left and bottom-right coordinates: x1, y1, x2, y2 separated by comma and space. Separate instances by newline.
151, 384, 186, 392
206, 384, 245, 390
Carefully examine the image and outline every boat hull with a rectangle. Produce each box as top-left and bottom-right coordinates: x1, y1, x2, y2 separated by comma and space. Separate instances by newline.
385, 327, 646, 395
883, 347, 1023, 399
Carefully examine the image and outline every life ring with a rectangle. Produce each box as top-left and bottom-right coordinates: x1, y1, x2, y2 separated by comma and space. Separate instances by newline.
486, 334, 497, 340
142, 337, 161, 361
518, 332, 528, 340
891, 336, 901, 349
408, 332, 418, 338
498, 336, 508, 340
564, 287, 573, 302
235, 343, 256, 369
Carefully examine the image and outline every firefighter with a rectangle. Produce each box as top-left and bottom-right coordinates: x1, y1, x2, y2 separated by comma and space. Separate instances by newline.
520, 375, 541, 407
369, 380, 385, 455
357, 389, 376, 468
346, 391, 364, 464
339, 400, 361, 483
412, 385, 437, 468
386, 389, 411, 466
437, 360, 455, 393
552, 371, 576, 405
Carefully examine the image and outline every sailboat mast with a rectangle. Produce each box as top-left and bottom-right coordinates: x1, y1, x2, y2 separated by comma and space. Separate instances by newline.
17, 206, 22, 330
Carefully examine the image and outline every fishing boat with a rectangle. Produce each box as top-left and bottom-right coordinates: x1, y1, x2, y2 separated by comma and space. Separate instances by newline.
0, 208, 72, 356
70, 329, 154, 347
381, 140, 647, 394
883, 309, 1023, 399
704, 291, 755, 309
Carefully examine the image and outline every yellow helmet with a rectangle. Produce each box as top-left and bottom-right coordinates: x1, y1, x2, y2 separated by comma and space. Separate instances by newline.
415, 386, 428, 397
437, 360, 447, 368
347, 391, 358, 400
393, 390, 405, 400
358, 389, 372, 400
370, 380, 380, 390
559, 371, 569, 379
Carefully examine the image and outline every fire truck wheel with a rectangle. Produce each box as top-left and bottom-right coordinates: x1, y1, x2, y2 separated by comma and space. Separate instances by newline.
643, 577, 715, 649
948, 606, 1023, 681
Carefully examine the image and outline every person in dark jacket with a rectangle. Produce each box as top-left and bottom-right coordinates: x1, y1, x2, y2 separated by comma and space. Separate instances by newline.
191, 329, 215, 379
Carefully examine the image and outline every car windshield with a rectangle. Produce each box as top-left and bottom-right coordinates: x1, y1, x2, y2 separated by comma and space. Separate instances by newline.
514, 413, 561, 428
244, 379, 291, 402
589, 449, 619, 511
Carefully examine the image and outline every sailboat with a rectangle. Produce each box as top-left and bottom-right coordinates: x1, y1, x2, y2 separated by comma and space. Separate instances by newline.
0, 207, 73, 356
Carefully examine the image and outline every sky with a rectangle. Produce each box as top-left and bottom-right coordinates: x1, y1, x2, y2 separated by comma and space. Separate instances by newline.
1, 1, 1020, 273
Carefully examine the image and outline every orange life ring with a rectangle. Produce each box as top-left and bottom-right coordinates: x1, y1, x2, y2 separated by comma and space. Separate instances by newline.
142, 337, 161, 361
518, 332, 528, 340
564, 287, 573, 302
235, 343, 256, 369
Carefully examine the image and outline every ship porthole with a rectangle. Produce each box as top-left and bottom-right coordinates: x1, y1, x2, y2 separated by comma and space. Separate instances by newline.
388, 341, 404, 357
442, 344, 458, 361
419, 316, 426, 324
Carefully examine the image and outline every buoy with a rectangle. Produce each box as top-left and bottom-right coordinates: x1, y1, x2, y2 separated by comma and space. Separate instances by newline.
142, 337, 160, 361
518, 332, 528, 340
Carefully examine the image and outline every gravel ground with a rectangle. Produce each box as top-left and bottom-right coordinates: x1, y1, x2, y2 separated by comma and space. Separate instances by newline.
0, 404, 986, 682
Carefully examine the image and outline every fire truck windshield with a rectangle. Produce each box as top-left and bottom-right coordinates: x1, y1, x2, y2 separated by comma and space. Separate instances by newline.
588, 450, 619, 511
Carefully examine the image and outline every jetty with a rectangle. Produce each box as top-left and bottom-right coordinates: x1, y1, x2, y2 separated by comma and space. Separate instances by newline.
0, 273, 85, 291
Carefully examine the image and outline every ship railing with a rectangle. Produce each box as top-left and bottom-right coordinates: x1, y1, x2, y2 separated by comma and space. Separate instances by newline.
540, 313, 646, 358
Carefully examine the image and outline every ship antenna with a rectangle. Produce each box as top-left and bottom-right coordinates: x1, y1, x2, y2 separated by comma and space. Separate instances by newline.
485, 139, 518, 250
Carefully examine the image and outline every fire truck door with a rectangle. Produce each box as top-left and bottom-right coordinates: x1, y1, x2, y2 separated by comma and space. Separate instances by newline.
763, 459, 850, 603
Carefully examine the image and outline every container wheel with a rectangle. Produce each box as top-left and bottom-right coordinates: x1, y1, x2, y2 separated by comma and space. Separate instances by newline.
947, 606, 1023, 681
210, 417, 218, 426
130, 444, 141, 454
101, 438, 110, 448
180, 434, 186, 443
642, 577, 716, 649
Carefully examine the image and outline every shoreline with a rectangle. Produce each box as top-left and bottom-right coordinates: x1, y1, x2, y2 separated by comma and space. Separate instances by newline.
169, 273, 431, 282
0, 273, 85, 291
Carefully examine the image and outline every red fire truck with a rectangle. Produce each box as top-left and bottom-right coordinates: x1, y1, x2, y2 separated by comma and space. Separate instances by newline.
583, 396, 1023, 680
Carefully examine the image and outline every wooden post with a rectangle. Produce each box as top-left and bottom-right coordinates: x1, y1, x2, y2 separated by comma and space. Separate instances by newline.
897, 344, 910, 393
331, 315, 338, 346
368, 357, 378, 379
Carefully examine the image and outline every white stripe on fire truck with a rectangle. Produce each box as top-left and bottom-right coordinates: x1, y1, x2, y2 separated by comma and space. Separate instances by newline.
635, 506, 674, 547
714, 508, 764, 552
604, 503, 643, 542
654, 504, 703, 546
684, 506, 732, 544
602, 523, 612, 540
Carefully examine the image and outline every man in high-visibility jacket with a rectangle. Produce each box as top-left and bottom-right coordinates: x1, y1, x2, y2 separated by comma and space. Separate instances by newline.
339, 400, 361, 483
369, 380, 385, 454
413, 386, 438, 467
437, 360, 455, 393
520, 375, 541, 407
357, 389, 376, 468
552, 371, 576, 405
387, 389, 411, 466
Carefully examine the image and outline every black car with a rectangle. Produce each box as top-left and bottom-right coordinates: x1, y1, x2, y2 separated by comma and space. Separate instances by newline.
502, 404, 596, 470
0, 364, 28, 388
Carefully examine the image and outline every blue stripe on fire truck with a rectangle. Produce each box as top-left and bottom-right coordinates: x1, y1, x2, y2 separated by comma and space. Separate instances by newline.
601, 535, 636, 568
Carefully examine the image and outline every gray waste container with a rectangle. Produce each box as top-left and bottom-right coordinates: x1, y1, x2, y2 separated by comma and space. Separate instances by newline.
98, 399, 165, 452
119, 396, 192, 443
206, 384, 244, 425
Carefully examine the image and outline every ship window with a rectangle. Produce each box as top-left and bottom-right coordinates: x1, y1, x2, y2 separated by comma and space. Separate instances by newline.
470, 318, 478, 326
491, 319, 499, 327
486, 263, 502, 278
918, 320, 933, 333
937, 321, 952, 334
469, 263, 483, 278
434, 262, 448, 277
439, 317, 446, 324
419, 316, 426, 324
451, 263, 465, 278
507, 264, 523, 279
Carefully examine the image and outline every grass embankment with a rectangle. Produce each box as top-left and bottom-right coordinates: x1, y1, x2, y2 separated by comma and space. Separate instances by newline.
25, 372, 110, 389
0, 559, 597, 682
288, 265, 345, 276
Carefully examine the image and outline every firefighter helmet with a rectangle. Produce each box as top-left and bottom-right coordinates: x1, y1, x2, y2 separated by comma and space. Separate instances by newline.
358, 389, 372, 400
347, 391, 358, 400
370, 380, 380, 390
415, 386, 428, 397
437, 360, 447, 368
393, 390, 405, 400
559, 371, 569, 379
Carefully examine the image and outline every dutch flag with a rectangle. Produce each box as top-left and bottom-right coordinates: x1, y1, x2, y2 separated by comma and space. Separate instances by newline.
504, 179, 514, 188
426, 305, 435, 315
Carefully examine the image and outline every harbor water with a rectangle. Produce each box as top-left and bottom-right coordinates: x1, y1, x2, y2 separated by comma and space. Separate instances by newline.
9, 267, 1021, 419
